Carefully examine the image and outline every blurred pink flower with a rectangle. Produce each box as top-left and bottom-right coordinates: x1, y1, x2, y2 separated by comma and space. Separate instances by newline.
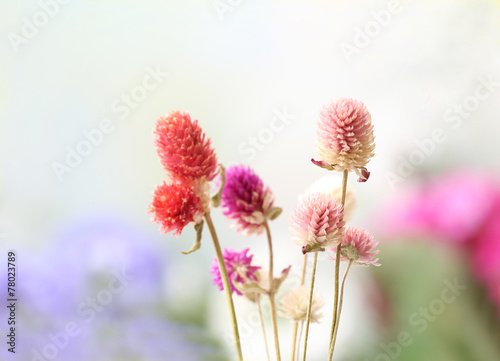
381, 171, 498, 243
210, 248, 261, 295
380, 169, 500, 312
154, 110, 219, 182
470, 197, 500, 309
313, 98, 375, 182
149, 181, 204, 236
290, 193, 345, 253
328, 227, 380, 266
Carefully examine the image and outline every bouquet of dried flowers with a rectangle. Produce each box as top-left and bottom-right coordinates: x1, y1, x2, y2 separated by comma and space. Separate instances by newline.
149, 98, 380, 361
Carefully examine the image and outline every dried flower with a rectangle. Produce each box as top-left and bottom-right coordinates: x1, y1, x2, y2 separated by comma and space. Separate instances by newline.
290, 193, 345, 253
210, 248, 261, 295
329, 227, 380, 266
278, 285, 324, 323
306, 176, 357, 221
154, 110, 219, 182
221, 165, 275, 235
149, 181, 204, 236
313, 98, 375, 182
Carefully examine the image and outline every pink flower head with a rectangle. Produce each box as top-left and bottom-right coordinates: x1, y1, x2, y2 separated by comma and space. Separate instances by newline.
221, 165, 275, 235
154, 110, 219, 181
313, 98, 375, 182
210, 248, 261, 295
329, 227, 380, 266
149, 181, 204, 236
290, 193, 345, 253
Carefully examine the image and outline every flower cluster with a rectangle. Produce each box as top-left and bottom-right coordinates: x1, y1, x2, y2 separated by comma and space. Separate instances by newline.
149, 111, 218, 236
148, 99, 380, 361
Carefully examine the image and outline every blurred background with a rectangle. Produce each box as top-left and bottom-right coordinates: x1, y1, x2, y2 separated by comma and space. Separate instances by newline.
1, 0, 499, 360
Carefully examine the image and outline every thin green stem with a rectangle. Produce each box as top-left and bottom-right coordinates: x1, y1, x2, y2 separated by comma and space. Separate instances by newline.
327, 169, 348, 361
330, 260, 353, 354
290, 254, 308, 361
302, 252, 319, 361
264, 221, 282, 361
327, 245, 341, 360
204, 212, 243, 361
257, 295, 271, 361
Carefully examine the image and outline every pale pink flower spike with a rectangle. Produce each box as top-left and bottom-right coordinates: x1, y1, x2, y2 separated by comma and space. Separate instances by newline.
329, 227, 381, 266
290, 193, 345, 253
313, 98, 375, 182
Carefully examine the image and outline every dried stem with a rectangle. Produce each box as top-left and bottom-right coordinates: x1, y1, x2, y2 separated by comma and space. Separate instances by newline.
302, 252, 319, 361
204, 212, 243, 361
330, 260, 353, 354
257, 294, 271, 361
290, 254, 308, 361
327, 169, 348, 361
264, 220, 282, 361
295, 321, 305, 361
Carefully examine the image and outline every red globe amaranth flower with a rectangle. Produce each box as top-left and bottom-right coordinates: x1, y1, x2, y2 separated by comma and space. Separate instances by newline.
221, 165, 275, 235
149, 181, 204, 236
154, 111, 218, 181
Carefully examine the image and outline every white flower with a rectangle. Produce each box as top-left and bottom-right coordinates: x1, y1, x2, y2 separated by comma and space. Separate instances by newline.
278, 285, 324, 323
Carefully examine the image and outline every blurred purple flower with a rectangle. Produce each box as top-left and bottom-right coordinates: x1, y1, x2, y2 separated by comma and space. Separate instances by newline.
54, 215, 166, 313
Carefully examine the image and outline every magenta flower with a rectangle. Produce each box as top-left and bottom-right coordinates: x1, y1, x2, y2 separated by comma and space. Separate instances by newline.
290, 193, 345, 253
328, 227, 380, 266
149, 181, 204, 236
210, 248, 261, 295
312, 98, 375, 182
221, 165, 275, 235
154, 110, 219, 182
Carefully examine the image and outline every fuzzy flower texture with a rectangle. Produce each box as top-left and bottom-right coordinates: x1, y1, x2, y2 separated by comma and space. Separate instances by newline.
210, 248, 261, 295
312, 98, 375, 182
154, 110, 218, 182
329, 227, 380, 267
278, 286, 324, 323
221, 165, 275, 235
149, 111, 218, 236
290, 193, 345, 253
